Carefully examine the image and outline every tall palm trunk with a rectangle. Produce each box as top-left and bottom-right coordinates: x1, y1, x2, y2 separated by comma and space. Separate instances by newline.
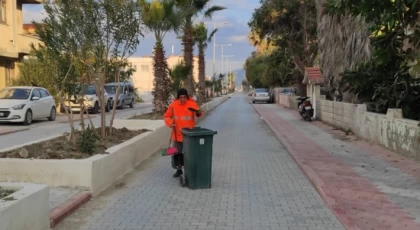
182, 19, 195, 96
152, 42, 171, 113
197, 44, 206, 104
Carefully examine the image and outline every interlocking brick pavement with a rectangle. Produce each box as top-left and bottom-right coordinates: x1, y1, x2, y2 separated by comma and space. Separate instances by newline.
54, 94, 342, 230
254, 102, 420, 230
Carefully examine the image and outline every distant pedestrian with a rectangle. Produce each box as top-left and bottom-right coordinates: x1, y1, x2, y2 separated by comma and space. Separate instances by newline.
163, 88, 203, 177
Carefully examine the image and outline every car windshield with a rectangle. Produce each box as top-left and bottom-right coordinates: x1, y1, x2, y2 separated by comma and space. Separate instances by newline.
104, 85, 120, 94
0, 88, 31, 100
75, 86, 95, 95
255, 88, 269, 93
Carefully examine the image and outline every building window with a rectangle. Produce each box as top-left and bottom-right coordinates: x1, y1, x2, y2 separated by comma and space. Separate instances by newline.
141, 65, 149, 72
0, 0, 6, 23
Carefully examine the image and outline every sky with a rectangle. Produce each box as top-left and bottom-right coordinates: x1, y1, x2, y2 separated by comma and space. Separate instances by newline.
22, 0, 259, 78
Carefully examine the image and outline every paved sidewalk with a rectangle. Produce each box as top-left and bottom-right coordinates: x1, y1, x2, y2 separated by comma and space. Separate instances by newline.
253, 102, 420, 230
50, 187, 86, 211
55, 94, 342, 230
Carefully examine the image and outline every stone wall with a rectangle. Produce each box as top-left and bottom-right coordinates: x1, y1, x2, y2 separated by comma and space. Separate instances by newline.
279, 93, 420, 159
316, 99, 357, 131
278, 93, 300, 110
317, 99, 420, 159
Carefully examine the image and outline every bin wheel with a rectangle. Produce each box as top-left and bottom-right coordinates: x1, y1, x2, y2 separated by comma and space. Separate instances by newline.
180, 175, 186, 187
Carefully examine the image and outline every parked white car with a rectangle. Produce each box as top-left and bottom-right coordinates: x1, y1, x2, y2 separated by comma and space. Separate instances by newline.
62, 85, 110, 114
0, 86, 56, 125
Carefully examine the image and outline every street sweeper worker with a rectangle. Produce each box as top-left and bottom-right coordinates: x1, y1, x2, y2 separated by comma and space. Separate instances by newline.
163, 88, 203, 178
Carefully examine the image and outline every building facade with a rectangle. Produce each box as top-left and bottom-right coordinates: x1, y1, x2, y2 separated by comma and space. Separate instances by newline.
0, 0, 42, 89
128, 55, 199, 102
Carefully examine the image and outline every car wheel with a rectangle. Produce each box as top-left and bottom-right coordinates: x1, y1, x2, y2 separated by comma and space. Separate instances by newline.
92, 102, 99, 114
252, 101, 255, 104
48, 107, 56, 121
23, 109, 33, 125
105, 101, 111, 112
129, 99, 134, 108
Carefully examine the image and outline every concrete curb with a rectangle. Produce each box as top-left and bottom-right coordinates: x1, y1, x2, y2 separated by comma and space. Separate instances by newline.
49, 191, 92, 228
58, 115, 98, 123
0, 128, 30, 136
251, 104, 360, 230
0, 182, 49, 230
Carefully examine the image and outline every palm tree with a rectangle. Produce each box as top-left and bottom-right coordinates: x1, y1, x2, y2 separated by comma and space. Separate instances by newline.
193, 22, 216, 104
204, 79, 212, 98
168, 61, 191, 98
138, 0, 183, 113
227, 72, 234, 92
211, 75, 217, 96
215, 73, 224, 96
314, 0, 371, 101
175, 0, 225, 96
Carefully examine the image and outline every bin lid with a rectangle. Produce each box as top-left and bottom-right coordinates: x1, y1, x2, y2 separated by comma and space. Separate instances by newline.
181, 127, 217, 136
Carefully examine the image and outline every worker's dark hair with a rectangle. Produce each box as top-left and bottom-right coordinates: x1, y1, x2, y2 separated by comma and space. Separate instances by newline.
177, 88, 189, 99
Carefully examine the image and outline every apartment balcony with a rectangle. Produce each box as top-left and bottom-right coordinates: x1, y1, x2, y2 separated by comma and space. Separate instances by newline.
19, 0, 43, 4
17, 34, 41, 55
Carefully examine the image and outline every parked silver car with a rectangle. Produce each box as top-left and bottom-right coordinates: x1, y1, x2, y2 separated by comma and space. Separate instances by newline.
252, 88, 270, 103
105, 82, 135, 109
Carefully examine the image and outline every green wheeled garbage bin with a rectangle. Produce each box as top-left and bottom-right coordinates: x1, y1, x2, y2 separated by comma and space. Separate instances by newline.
181, 127, 217, 190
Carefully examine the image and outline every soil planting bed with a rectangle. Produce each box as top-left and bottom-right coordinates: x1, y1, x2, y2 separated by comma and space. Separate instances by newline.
129, 112, 163, 120
0, 127, 147, 159
0, 188, 14, 199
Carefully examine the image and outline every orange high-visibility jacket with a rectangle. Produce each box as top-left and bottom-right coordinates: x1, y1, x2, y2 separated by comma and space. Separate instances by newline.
164, 98, 203, 142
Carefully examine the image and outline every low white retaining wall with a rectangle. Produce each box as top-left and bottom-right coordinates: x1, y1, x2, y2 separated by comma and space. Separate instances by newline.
0, 182, 49, 230
201, 94, 231, 112
0, 121, 170, 196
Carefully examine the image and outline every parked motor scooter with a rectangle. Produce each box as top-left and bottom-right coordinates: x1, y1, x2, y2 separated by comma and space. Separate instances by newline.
296, 96, 314, 121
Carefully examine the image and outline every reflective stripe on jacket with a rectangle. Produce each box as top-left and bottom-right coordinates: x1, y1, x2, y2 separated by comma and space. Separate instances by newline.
163, 99, 203, 142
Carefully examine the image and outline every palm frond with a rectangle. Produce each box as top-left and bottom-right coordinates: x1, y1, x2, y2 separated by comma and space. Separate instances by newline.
203, 5, 226, 19
207, 28, 217, 42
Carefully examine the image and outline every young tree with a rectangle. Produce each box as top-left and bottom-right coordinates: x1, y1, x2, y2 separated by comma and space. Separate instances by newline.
103, 0, 142, 135
139, 0, 183, 113
192, 22, 216, 104
34, 0, 94, 141
34, 0, 142, 139
175, 0, 226, 96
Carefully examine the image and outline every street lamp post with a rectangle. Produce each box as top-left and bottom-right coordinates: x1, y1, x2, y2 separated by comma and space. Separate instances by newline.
215, 44, 231, 74
203, 21, 229, 77
222, 55, 234, 74
211, 22, 229, 77
203, 21, 229, 98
